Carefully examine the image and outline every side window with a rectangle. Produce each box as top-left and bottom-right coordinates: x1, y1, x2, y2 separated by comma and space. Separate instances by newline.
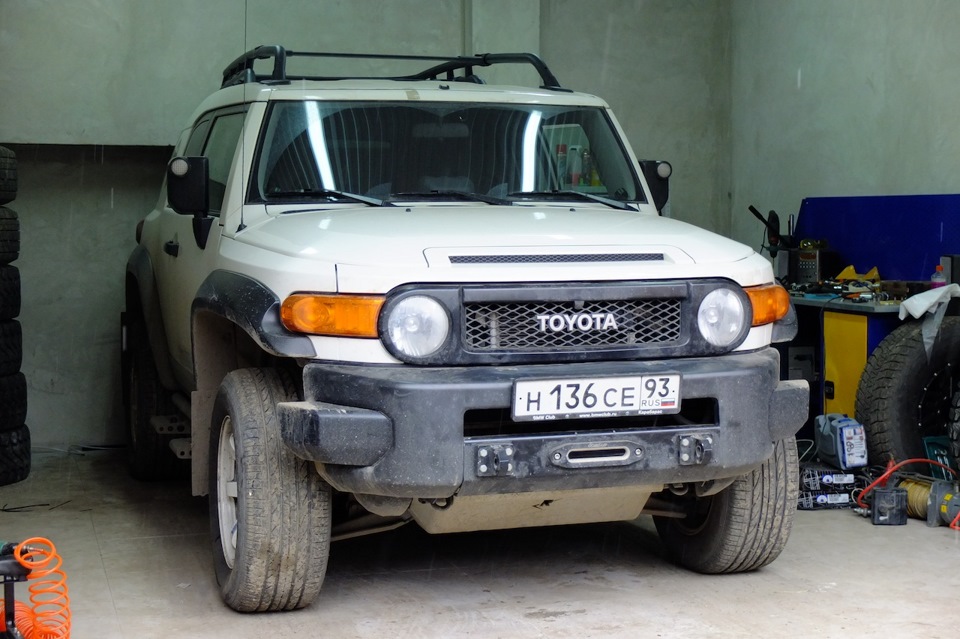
183, 119, 212, 157
202, 112, 246, 213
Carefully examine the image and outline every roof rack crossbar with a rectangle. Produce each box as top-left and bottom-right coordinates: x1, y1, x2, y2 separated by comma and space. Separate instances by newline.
220, 46, 564, 90
409, 53, 562, 89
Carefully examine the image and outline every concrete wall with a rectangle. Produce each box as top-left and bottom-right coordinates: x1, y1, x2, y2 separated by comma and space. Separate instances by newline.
729, 0, 960, 247
0, 0, 479, 145
8, 144, 170, 447
541, 0, 732, 235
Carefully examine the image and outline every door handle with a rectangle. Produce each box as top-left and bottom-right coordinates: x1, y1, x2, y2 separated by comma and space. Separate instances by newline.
164, 240, 180, 257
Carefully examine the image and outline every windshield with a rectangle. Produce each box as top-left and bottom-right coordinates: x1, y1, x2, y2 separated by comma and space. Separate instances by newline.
252, 100, 645, 204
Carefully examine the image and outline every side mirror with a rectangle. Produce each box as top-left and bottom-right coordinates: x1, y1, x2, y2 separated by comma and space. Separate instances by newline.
167, 156, 214, 249
167, 156, 210, 216
639, 160, 672, 213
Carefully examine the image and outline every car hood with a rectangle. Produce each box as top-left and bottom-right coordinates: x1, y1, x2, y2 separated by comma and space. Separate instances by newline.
232, 204, 771, 292
239, 204, 753, 266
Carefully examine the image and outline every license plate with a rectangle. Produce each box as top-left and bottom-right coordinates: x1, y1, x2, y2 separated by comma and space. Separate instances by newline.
512, 374, 681, 421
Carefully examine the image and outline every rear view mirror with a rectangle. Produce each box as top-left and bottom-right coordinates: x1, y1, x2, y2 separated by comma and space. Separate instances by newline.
167, 156, 210, 216
639, 160, 672, 213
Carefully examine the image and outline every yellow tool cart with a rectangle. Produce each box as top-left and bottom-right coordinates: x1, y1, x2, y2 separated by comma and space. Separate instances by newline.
791, 297, 901, 418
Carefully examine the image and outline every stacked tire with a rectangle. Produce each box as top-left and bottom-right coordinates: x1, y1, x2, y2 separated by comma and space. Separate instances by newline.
0, 145, 29, 487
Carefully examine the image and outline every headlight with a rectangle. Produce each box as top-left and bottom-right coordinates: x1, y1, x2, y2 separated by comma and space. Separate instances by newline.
386, 296, 450, 358
697, 289, 746, 347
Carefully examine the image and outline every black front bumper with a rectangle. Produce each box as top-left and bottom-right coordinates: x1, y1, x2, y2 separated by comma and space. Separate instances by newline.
278, 347, 808, 499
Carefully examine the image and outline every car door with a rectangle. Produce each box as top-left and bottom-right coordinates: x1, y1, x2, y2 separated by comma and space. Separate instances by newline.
154, 106, 246, 387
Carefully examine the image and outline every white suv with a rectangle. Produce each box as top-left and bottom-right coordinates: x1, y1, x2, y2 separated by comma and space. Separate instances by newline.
123, 46, 808, 612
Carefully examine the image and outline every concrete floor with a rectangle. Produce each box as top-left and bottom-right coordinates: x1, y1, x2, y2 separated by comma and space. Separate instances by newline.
1, 450, 958, 639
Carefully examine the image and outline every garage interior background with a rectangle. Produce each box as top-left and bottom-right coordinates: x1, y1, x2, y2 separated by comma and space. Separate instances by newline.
1, 0, 959, 448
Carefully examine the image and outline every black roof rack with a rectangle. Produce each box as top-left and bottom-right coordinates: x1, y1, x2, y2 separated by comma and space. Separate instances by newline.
220, 45, 566, 91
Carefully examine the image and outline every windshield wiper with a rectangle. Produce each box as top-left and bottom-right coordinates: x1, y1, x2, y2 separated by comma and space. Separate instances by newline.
389, 190, 513, 206
507, 189, 634, 211
266, 188, 393, 207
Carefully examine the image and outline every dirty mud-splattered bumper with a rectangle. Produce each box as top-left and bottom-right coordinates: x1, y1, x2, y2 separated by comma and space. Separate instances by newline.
277, 347, 808, 499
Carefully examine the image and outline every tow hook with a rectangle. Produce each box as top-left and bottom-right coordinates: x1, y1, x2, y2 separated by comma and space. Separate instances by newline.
476, 444, 515, 477
678, 434, 713, 466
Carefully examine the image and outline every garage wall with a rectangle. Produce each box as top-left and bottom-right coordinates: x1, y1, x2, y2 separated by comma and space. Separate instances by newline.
8, 144, 171, 447
729, 0, 960, 247
0, 1, 474, 145
541, 0, 732, 235
0, 0, 539, 448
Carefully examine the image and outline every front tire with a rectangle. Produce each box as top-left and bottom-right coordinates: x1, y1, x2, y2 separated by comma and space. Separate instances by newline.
653, 437, 799, 573
209, 368, 332, 612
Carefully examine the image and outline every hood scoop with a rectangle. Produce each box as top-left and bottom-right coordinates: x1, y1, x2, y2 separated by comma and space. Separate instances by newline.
448, 253, 665, 265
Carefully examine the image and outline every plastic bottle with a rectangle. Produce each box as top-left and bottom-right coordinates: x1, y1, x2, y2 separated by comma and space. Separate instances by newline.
556, 145, 567, 187
568, 146, 582, 187
931, 264, 947, 288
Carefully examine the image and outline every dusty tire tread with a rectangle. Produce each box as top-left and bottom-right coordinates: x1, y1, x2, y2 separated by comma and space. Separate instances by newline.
210, 368, 331, 612
654, 437, 798, 574
720, 437, 796, 572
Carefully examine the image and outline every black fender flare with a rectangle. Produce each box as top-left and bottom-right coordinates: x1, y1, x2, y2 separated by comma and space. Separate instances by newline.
191, 270, 317, 360
126, 245, 177, 390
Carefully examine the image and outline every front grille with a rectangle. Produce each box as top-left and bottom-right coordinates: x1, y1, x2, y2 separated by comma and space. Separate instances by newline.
463, 298, 682, 351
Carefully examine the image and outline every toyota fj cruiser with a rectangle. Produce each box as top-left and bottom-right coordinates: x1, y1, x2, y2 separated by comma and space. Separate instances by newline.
123, 46, 808, 612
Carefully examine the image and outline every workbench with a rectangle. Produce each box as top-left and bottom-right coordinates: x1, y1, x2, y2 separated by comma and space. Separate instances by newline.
786, 295, 903, 435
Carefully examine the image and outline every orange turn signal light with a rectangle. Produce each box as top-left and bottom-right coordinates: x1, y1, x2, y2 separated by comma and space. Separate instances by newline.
280, 294, 384, 337
746, 284, 791, 326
